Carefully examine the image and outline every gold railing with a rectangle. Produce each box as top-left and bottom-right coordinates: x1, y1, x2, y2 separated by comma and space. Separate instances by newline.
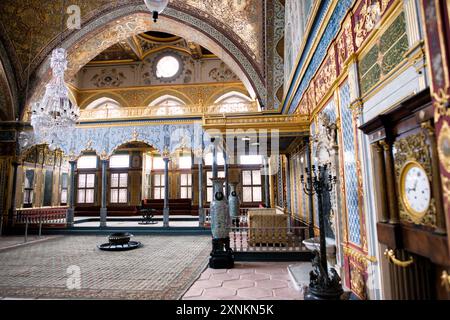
79, 101, 260, 120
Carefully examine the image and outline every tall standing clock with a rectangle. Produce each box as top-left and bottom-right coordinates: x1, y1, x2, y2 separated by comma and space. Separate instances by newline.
399, 161, 431, 219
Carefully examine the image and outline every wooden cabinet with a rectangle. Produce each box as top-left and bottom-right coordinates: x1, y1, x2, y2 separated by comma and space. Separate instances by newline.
360, 89, 449, 299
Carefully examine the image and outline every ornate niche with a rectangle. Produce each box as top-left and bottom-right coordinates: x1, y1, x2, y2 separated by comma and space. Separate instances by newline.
394, 131, 436, 227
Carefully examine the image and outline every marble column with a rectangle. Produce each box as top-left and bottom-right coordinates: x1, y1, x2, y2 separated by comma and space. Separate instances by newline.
163, 156, 170, 227
66, 160, 76, 228
212, 138, 218, 179
99, 159, 108, 228
211, 138, 218, 195
197, 148, 205, 227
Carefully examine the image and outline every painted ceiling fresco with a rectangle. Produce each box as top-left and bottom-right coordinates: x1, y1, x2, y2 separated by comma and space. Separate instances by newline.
181, 0, 263, 63
0, 0, 264, 86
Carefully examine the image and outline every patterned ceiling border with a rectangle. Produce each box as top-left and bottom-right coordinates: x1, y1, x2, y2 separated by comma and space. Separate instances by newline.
25, 4, 266, 119
282, 0, 353, 114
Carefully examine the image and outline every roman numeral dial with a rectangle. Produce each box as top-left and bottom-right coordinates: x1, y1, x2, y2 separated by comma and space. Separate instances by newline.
400, 162, 431, 218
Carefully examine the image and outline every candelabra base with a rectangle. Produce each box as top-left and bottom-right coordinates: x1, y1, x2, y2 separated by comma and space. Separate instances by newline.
304, 285, 344, 300
209, 237, 234, 269
304, 251, 344, 300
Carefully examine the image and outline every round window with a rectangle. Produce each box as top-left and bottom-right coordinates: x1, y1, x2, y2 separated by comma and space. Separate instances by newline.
156, 55, 180, 79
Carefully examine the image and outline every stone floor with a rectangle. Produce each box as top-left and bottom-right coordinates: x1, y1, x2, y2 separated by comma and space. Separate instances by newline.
0, 235, 210, 299
182, 262, 308, 300
0, 236, 59, 251
0, 235, 311, 300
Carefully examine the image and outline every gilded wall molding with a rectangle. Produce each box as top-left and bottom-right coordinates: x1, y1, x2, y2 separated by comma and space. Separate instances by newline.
343, 245, 377, 267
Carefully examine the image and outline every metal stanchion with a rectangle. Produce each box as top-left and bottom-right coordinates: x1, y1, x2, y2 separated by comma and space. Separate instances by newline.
24, 221, 28, 243
38, 220, 42, 237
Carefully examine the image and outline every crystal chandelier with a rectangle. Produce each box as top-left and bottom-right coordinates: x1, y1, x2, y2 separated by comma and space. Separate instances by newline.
31, 48, 79, 149
144, 0, 169, 22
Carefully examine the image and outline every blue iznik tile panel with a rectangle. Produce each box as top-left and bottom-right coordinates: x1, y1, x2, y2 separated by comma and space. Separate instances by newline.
284, 0, 354, 113
323, 99, 337, 123
277, 155, 284, 207
19, 123, 205, 159
339, 81, 361, 245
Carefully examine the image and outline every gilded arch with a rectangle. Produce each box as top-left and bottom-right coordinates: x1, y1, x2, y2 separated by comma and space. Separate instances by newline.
23, 6, 266, 120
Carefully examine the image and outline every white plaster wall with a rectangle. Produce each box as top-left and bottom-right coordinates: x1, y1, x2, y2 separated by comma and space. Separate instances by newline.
362, 66, 425, 124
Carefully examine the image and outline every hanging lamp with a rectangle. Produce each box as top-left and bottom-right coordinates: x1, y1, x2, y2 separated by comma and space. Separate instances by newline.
144, 0, 169, 22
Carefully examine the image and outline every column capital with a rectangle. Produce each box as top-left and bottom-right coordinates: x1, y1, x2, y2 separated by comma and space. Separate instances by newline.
193, 147, 203, 159
100, 150, 109, 161
162, 146, 171, 160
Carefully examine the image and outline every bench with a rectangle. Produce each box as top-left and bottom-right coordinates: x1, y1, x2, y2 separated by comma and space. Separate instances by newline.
15, 208, 67, 242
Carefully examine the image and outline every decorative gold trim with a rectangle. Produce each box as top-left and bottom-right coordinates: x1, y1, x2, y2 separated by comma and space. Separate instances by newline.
441, 270, 450, 292
384, 249, 414, 268
86, 59, 136, 66
284, 0, 403, 114
138, 33, 181, 43
343, 245, 377, 267
356, 2, 404, 58
437, 121, 450, 173
68, 81, 245, 94
433, 88, 450, 122
398, 161, 431, 219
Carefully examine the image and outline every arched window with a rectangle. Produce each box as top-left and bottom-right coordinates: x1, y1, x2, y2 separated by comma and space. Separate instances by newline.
85, 97, 121, 110
148, 95, 186, 116
214, 91, 254, 113
84, 97, 122, 119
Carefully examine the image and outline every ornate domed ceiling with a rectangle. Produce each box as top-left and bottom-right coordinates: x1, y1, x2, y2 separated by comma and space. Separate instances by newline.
88, 31, 214, 64
0, 0, 263, 86
0, 0, 285, 119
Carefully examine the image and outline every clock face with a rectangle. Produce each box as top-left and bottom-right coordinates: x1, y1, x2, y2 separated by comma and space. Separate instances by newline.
400, 162, 431, 217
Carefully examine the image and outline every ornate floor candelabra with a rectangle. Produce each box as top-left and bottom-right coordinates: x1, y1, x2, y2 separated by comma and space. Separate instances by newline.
301, 164, 343, 300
